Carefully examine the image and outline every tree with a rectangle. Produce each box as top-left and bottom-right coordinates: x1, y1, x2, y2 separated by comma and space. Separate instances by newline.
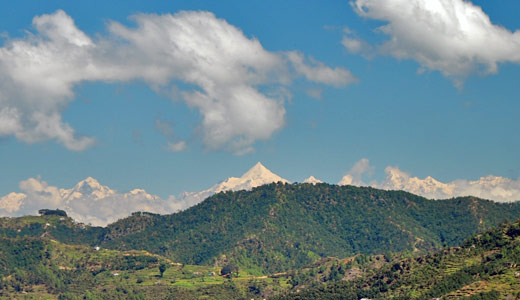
221, 263, 238, 278
159, 263, 167, 278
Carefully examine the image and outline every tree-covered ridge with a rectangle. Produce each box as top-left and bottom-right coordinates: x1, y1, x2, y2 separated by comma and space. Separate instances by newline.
101, 183, 520, 273
0, 236, 285, 299
0, 214, 107, 246
1, 183, 519, 275
277, 220, 520, 300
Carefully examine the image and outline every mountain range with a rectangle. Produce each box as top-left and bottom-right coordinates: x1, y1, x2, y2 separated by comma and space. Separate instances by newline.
1, 161, 520, 226
174, 162, 290, 211
5, 181, 518, 275
0, 162, 292, 226
2, 180, 520, 298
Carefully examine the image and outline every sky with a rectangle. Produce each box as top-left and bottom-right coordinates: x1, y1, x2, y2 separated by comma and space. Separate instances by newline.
1, 0, 520, 224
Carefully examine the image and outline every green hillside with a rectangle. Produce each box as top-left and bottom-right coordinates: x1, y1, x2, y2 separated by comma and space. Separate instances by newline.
2, 183, 519, 276
278, 219, 520, 299
2, 183, 520, 299
0, 236, 291, 299
101, 183, 520, 274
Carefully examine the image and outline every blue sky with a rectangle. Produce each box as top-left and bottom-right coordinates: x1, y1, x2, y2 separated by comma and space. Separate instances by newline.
1, 0, 519, 203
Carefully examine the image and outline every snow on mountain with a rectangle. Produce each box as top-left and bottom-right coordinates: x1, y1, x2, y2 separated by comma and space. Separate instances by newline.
0, 163, 289, 226
60, 177, 116, 202
378, 166, 456, 198
175, 162, 289, 210
59, 178, 169, 226
211, 162, 288, 193
358, 164, 520, 202
4, 160, 518, 227
303, 176, 323, 184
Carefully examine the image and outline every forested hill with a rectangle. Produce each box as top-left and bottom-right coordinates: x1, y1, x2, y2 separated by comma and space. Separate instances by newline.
277, 219, 520, 299
100, 183, 520, 273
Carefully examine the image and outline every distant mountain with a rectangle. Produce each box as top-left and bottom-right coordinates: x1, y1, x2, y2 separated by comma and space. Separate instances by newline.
303, 176, 323, 184
57, 177, 168, 226
101, 183, 520, 274
176, 162, 289, 209
60, 177, 117, 202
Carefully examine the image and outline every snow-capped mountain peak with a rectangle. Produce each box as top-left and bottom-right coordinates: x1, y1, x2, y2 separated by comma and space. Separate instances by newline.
177, 162, 289, 208
241, 162, 281, 181
60, 177, 116, 202
212, 162, 289, 193
303, 176, 323, 184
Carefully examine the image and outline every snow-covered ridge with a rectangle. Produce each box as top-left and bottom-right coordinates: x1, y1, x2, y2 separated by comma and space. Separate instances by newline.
212, 162, 288, 193
2, 160, 520, 227
303, 176, 323, 184
176, 162, 289, 209
60, 177, 116, 202
0, 162, 289, 226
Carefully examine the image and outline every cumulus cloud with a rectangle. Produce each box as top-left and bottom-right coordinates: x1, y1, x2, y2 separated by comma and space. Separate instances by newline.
18, 177, 63, 212
350, 0, 520, 84
0, 176, 178, 226
0, 193, 26, 214
341, 158, 520, 202
0, 10, 96, 150
0, 10, 354, 153
338, 158, 374, 186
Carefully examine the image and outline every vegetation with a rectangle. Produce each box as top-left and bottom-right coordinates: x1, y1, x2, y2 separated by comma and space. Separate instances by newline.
102, 183, 520, 273
0, 236, 287, 299
277, 219, 520, 299
2, 183, 520, 276
38, 209, 68, 217
1, 181, 520, 298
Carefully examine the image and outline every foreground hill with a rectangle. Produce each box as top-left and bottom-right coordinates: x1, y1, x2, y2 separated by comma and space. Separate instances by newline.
101, 183, 520, 273
0, 235, 288, 299
278, 219, 520, 300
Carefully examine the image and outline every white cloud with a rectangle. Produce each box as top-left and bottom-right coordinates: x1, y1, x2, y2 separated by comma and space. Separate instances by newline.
342, 37, 364, 54
166, 141, 187, 152
0, 192, 26, 214
341, 158, 520, 202
341, 35, 374, 58
0, 10, 354, 153
0, 176, 176, 226
0, 10, 96, 150
19, 177, 63, 212
286, 51, 357, 87
350, 0, 520, 84
0, 162, 289, 225
338, 158, 373, 186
